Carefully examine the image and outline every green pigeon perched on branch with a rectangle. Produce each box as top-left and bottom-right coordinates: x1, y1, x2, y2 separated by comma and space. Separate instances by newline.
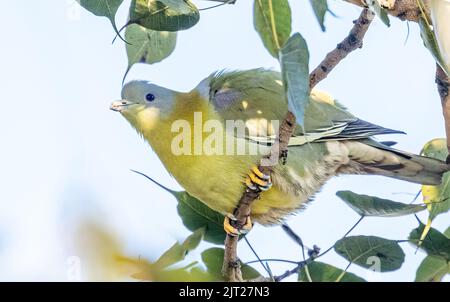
111, 69, 449, 235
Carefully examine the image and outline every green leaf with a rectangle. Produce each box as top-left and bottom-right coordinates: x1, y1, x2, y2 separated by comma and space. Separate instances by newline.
149, 266, 214, 281
201, 248, 261, 280
336, 190, 426, 217
334, 236, 405, 272
253, 0, 292, 58
409, 224, 450, 260
181, 227, 205, 250
415, 226, 450, 281
134, 262, 215, 281
128, 0, 200, 32
421, 138, 449, 161
419, 17, 448, 75
298, 261, 366, 282
420, 138, 450, 220
415, 255, 450, 282
365, 0, 390, 27
78, 0, 124, 39
124, 24, 177, 79
309, 0, 328, 31
153, 228, 204, 268
416, 139, 450, 245
280, 33, 310, 126
176, 192, 227, 245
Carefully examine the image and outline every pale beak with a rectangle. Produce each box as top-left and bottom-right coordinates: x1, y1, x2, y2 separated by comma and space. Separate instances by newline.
110, 100, 133, 112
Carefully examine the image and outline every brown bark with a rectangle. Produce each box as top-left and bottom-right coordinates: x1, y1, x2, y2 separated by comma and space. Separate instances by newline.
310, 9, 375, 88
344, 0, 429, 22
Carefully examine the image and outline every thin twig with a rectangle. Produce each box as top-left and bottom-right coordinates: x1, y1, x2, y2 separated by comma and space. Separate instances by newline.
274, 248, 320, 282
222, 9, 375, 282
245, 259, 300, 265
243, 236, 271, 276
273, 259, 312, 282
273, 216, 364, 282
309, 9, 375, 87
344, 0, 429, 22
336, 261, 353, 282
199, 0, 235, 11
436, 64, 450, 162
316, 216, 365, 259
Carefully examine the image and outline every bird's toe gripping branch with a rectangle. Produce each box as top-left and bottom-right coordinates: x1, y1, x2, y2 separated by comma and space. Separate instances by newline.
245, 165, 272, 192
223, 165, 269, 237
224, 214, 253, 237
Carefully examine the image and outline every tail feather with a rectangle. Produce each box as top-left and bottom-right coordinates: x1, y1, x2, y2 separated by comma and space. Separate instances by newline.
340, 140, 449, 185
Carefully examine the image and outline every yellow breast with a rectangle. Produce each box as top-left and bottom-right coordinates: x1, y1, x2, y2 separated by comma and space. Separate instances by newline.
139, 92, 302, 224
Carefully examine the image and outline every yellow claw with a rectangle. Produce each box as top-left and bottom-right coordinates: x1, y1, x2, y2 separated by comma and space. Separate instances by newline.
245, 166, 272, 192
248, 171, 268, 187
224, 215, 253, 236
252, 165, 270, 180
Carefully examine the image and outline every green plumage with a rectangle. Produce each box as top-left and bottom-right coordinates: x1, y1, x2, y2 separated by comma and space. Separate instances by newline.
208, 68, 449, 189
209, 69, 352, 135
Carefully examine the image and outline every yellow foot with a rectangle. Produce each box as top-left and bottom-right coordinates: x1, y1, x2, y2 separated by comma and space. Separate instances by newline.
245, 165, 272, 192
223, 214, 253, 237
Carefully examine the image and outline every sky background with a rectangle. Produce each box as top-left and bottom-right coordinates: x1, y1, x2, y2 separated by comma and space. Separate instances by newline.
0, 0, 448, 281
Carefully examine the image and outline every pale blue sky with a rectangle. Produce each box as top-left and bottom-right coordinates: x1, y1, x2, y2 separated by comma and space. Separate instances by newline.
0, 0, 448, 281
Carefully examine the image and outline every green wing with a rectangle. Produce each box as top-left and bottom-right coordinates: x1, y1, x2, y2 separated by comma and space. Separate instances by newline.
208, 69, 403, 145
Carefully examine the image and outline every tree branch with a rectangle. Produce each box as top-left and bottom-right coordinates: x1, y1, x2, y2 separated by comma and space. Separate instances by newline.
436, 64, 450, 162
273, 246, 320, 282
344, 0, 429, 22
273, 258, 314, 282
310, 9, 375, 88
221, 8, 375, 282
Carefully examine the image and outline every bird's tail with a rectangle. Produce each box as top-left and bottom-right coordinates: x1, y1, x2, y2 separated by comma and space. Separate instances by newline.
339, 139, 450, 185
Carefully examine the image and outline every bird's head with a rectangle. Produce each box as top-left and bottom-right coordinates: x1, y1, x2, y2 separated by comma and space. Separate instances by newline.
110, 78, 212, 134
110, 81, 178, 133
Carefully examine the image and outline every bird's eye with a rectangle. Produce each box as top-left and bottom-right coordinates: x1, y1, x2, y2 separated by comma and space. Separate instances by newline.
145, 93, 155, 102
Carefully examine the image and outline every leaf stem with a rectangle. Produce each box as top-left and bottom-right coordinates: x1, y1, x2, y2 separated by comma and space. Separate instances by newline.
267, 0, 280, 51
245, 259, 300, 265
316, 216, 365, 259
243, 236, 271, 276
130, 169, 175, 193
199, 0, 235, 11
